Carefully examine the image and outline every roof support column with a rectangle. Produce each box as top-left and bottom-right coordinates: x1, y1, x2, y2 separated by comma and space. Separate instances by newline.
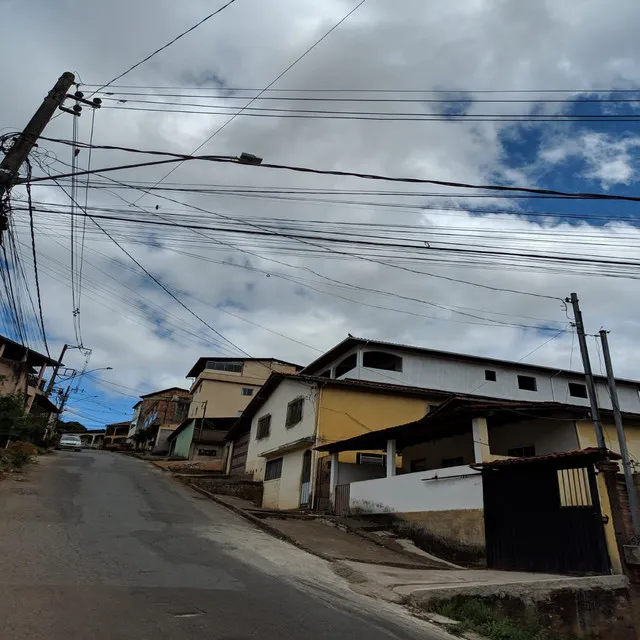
329, 452, 339, 507
472, 416, 491, 463
386, 439, 397, 477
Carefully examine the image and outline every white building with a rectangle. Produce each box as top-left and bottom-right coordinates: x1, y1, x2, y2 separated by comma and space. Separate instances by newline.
301, 336, 640, 414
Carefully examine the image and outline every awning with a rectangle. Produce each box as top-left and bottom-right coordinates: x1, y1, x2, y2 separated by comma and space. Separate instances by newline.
259, 436, 315, 459
472, 448, 620, 471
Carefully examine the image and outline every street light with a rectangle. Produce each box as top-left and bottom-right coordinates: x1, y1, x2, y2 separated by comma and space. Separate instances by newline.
59, 366, 113, 381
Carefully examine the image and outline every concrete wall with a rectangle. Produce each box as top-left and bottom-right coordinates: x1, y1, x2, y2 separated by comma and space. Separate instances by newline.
403, 433, 475, 472
489, 418, 580, 457
320, 345, 640, 414
0, 359, 27, 396
335, 461, 386, 484
318, 386, 431, 464
577, 418, 640, 462
171, 421, 195, 459
350, 465, 483, 514
246, 379, 317, 480
261, 448, 307, 510
154, 427, 175, 454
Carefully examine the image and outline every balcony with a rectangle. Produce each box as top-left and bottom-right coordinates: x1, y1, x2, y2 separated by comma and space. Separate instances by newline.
27, 374, 46, 392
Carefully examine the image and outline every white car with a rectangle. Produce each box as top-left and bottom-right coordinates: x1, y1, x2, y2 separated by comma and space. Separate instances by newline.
58, 434, 82, 452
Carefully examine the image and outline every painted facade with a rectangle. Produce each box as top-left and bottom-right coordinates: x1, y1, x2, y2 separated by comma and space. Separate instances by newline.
242, 374, 439, 510
302, 337, 640, 414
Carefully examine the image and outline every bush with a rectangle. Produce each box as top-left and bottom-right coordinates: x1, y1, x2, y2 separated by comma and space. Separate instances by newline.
5, 441, 37, 469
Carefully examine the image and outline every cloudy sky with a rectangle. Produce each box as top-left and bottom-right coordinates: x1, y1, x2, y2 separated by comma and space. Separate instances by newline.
2, 0, 640, 428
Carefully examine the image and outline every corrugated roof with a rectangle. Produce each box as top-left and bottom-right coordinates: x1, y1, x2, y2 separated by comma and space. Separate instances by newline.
472, 448, 621, 469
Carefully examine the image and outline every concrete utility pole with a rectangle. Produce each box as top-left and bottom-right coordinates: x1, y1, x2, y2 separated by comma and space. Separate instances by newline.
567, 293, 606, 449
0, 72, 76, 242
45, 343, 69, 397
599, 329, 640, 537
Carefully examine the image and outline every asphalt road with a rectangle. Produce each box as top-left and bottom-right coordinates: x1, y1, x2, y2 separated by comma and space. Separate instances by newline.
0, 451, 446, 640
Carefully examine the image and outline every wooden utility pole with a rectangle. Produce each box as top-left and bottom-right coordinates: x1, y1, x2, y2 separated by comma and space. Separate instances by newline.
0, 72, 76, 242
45, 343, 69, 397
567, 293, 606, 449
599, 329, 640, 536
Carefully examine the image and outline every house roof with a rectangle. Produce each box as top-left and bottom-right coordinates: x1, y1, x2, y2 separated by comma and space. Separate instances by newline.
31, 393, 61, 414
315, 396, 593, 453
225, 372, 464, 441
139, 387, 190, 399
186, 357, 301, 379
0, 334, 62, 369
472, 447, 621, 470
105, 421, 130, 429
301, 335, 640, 386
167, 417, 237, 443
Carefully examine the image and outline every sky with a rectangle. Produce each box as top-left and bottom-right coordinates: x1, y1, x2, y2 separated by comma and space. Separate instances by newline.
2, 0, 640, 429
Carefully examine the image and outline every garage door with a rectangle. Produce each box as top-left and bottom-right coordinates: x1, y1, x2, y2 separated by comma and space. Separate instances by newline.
230, 431, 250, 475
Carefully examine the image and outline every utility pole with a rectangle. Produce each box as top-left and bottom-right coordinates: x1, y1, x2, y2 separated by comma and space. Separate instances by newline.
599, 329, 640, 536
45, 343, 69, 397
0, 72, 76, 241
567, 293, 606, 449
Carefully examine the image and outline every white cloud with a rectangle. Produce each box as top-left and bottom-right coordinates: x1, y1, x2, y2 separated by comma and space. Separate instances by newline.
2, 0, 640, 423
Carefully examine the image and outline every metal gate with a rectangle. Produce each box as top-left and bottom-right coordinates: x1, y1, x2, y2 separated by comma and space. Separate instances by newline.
483, 460, 610, 575
334, 484, 351, 516
299, 450, 312, 507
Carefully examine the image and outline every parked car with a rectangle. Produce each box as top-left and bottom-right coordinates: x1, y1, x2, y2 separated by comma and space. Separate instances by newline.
57, 434, 82, 452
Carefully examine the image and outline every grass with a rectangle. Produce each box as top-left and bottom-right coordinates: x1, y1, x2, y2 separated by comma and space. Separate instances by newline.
428, 597, 555, 640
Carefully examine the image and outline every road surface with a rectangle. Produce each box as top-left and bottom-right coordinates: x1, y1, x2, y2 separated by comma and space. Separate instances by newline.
0, 451, 447, 639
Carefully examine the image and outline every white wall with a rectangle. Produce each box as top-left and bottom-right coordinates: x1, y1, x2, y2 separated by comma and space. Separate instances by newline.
261, 448, 307, 510
402, 433, 475, 472
335, 461, 386, 485
350, 465, 483, 514
327, 346, 640, 414
245, 379, 317, 480
489, 418, 579, 456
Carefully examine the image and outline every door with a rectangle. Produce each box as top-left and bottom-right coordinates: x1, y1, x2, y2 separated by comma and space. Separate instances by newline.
483, 463, 610, 575
300, 450, 312, 507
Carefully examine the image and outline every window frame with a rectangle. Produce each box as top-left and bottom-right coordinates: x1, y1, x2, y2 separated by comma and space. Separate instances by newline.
241, 387, 254, 397
285, 397, 304, 428
362, 350, 403, 373
356, 452, 386, 466
256, 414, 272, 440
206, 360, 244, 374
517, 374, 538, 392
265, 457, 283, 481
507, 445, 536, 458
485, 369, 497, 382
568, 382, 588, 399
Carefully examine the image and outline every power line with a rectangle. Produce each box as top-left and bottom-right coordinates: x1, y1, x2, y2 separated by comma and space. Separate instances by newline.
91, 0, 240, 94
24, 161, 50, 356
133, 0, 369, 201
30, 138, 640, 204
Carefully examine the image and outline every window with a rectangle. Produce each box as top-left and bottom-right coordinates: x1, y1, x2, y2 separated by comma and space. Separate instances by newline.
285, 397, 304, 427
356, 453, 386, 466
518, 375, 537, 392
265, 457, 283, 481
206, 360, 243, 373
410, 458, 428, 472
256, 414, 271, 439
362, 351, 403, 372
241, 387, 254, 397
197, 449, 217, 457
568, 382, 588, 399
442, 456, 464, 468
335, 353, 357, 378
507, 445, 536, 458
485, 370, 497, 382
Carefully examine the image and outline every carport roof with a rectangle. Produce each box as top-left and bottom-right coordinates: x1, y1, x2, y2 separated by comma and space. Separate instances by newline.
315, 397, 590, 454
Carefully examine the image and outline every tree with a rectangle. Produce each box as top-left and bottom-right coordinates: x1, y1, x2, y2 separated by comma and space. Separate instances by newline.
0, 394, 37, 446
57, 420, 88, 434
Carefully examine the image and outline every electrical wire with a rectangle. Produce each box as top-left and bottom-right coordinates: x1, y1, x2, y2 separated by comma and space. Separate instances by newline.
132, 0, 369, 202
91, 0, 240, 95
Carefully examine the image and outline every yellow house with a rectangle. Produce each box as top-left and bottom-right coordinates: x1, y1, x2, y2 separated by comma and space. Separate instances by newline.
226, 373, 450, 510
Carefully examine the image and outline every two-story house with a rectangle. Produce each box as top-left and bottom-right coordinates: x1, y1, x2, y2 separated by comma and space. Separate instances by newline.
167, 357, 299, 465
0, 334, 62, 443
